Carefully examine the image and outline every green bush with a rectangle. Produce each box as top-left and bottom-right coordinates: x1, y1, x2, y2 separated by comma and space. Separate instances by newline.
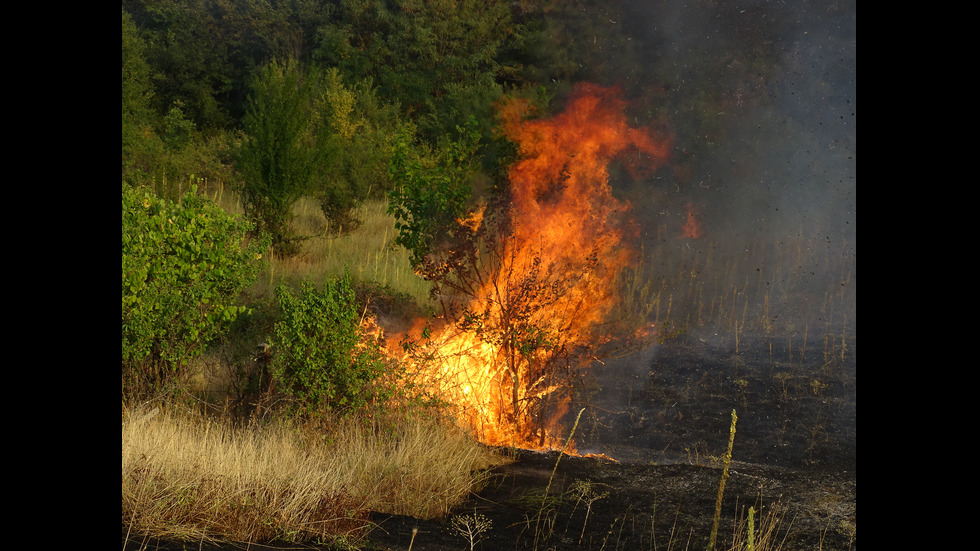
270, 275, 391, 416
122, 184, 269, 397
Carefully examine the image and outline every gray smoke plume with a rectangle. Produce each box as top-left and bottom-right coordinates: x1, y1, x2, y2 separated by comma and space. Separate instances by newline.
567, 0, 855, 341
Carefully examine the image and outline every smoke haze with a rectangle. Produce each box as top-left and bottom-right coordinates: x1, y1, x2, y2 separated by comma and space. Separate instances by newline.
549, 0, 856, 340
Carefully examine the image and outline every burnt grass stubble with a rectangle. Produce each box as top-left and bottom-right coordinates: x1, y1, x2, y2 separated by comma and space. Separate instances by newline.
125, 332, 856, 551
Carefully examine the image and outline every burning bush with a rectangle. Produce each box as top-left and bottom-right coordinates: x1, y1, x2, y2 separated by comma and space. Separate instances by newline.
387, 83, 671, 450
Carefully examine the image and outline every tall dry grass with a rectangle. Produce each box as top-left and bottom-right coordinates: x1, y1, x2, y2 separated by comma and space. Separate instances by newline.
724, 498, 794, 551
122, 404, 505, 547
218, 192, 434, 305
616, 217, 855, 365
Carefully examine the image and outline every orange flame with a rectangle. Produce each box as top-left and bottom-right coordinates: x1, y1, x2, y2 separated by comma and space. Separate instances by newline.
390, 83, 671, 451
682, 203, 702, 239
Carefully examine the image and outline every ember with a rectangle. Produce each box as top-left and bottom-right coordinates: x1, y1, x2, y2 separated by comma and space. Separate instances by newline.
682, 203, 702, 239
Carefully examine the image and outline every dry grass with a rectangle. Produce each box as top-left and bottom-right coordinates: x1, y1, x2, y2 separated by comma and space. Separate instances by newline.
199, 179, 433, 304
238, 195, 434, 305
122, 404, 506, 547
724, 498, 794, 551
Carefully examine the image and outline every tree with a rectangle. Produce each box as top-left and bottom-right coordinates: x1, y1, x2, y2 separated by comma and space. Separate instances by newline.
387, 118, 482, 268
313, 0, 518, 143
122, 7, 171, 183
236, 58, 330, 254
387, 117, 592, 446
122, 8, 155, 164
312, 69, 410, 233
123, 0, 237, 130
237, 59, 408, 251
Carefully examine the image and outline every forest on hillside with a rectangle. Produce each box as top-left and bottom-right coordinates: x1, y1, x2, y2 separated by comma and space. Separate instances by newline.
122, 0, 630, 235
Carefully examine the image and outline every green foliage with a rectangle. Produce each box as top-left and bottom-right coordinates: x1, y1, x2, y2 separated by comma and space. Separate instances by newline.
123, 0, 236, 129
387, 117, 482, 268
314, 0, 516, 143
122, 7, 156, 173
124, 0, 338, 131
122, 8, 239, 197
160, 100, 198, 151
270, 275, 391, 416
236, 58, 331, 254
122, 184, 269, 396
312, 69, 411, 233
237, 59, 406, 251
123, 0, 529, 203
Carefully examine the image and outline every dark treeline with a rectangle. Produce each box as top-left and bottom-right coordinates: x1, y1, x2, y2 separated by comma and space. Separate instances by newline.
124, 0, 535, 137
121, 0, 598, 172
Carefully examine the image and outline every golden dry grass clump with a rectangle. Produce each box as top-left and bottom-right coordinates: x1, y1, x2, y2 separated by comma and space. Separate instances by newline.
252, 197, 434, 304
122, 405, 506, 547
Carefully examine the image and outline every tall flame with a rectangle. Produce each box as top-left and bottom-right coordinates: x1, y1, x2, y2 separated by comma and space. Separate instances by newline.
391, 83, 671, 450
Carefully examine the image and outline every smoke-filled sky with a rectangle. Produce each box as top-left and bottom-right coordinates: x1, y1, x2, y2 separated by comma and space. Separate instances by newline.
543, 0, 855, 336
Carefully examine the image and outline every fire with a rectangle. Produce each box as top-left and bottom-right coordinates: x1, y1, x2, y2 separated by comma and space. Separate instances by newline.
389, 83, 671, 451
682, 203, 702, 239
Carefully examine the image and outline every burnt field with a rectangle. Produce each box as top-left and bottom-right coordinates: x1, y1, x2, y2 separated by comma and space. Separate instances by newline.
367, 331, 856, 550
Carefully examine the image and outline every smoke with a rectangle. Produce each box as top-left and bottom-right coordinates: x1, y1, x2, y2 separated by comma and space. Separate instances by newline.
554, 0, 856, 339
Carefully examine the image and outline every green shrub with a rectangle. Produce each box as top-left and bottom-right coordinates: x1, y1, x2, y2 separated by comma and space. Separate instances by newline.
121, 184, 269, 397
270, 275, 391, 416
236, 59, 409, 252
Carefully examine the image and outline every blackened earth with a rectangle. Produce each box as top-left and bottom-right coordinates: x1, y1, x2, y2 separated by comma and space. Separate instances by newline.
367, 332, 856, 551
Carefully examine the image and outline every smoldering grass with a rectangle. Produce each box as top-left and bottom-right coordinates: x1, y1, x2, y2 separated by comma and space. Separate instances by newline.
621, 218, 854, 365
513, 408, 586, 550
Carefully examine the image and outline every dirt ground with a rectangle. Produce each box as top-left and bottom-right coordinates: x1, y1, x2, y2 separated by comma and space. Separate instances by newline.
366, 331, 856, 551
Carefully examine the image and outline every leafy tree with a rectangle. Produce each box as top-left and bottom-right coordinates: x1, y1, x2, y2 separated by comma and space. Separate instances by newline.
387, 110, 622, 446
123, 6, 241, 195
237, 59, 406, 251
236, 58, 331, 254
270, 275, 391, 416
312, 69, 410, 233
124, 0, 340, 132
122, 8, 157, 173
122, 184, 269, 399
122, 0, 238, 130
